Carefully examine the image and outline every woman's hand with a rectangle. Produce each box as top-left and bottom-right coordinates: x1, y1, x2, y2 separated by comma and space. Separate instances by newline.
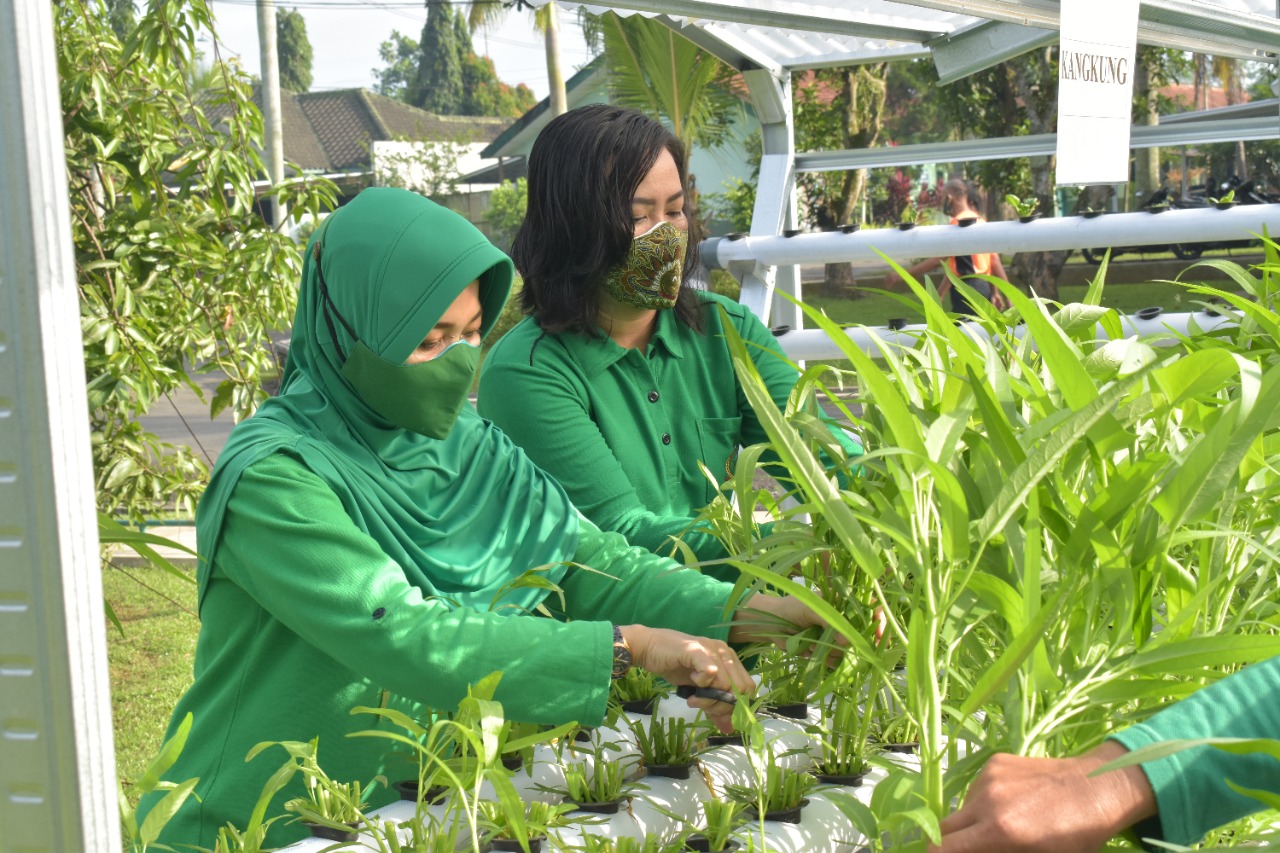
619, 626, 755, 733
931, 742, 1157, 853
728, 593, 826, 645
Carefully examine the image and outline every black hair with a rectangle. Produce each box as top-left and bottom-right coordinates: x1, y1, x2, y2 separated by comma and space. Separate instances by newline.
511, 104, 703, 336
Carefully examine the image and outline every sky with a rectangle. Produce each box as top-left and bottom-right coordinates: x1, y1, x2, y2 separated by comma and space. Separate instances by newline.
202, 0, 596, 99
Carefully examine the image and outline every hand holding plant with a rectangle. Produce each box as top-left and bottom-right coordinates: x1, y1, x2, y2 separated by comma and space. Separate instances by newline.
931, 742, 1156, 853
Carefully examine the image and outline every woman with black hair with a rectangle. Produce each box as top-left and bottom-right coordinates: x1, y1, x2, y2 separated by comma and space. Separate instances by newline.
478, 105, 861, 576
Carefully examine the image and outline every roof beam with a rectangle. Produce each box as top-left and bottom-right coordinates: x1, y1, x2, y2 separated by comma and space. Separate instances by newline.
795, 116, 1280, 172
562, 0, 951, 43
892, 0, 1280, 62
928, 19, 1057, 85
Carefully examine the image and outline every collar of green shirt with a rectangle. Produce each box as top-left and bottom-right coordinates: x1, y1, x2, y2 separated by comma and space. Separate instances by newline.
558, 306, 687, 378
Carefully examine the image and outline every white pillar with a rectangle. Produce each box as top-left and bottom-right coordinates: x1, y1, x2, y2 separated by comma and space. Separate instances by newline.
0, 0, 120, 849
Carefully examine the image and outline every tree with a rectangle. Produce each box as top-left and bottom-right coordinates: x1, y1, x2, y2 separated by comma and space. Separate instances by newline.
276, 7, 312, 93
467, 0, 569, 117
413, 2, 466, 114
461, 53, 536, 117
55, 0, 337, 518
373, 30, 419, 100
794, 66, 890, 294
107, 0, 136, 40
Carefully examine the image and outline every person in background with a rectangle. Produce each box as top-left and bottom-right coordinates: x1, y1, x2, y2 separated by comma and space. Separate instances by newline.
140, 188, 832, 849
884, 178, 1010, 315
477, 105, 862, 576
934, 656, 1280, 852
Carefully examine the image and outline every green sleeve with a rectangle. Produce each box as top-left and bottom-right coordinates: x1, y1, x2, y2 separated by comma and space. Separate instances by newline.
479, 343, 731, 565
557, 515, 740, 640
218, 454, 614, 726
1109, 656, 1280, 847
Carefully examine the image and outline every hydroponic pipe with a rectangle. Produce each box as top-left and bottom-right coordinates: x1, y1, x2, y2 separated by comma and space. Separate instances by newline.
702, 206, 1280, 268
774, 309, 1237, 362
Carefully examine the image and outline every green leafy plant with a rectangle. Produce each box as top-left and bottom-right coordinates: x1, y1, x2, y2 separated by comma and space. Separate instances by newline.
727, 765, 815, 814
118, 713, 200, 853
899, 200, 919, 225
627, 715, 708, 767
579, 835, 687, 853
815, 686, 874, 777
477, 798, 572, 848
561, 749, 631, 805
246, 737, 377, 832
55, 0, 337, 520
696, 799, 745, 851
1209, 188, 1236, 205
610, 667, 671, 706
704, 239, 1280, 846
1004, 193, 1040, 217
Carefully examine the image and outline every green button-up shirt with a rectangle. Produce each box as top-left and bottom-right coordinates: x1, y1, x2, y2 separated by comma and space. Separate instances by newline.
479, 292, 858, 567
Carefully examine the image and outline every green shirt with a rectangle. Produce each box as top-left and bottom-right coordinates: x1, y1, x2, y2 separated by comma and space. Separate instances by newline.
152, 452, 736, 849
1111, 655, 1280, 847
479, 292, 853, 567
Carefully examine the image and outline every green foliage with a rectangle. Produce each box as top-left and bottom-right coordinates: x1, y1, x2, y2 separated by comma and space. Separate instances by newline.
413, 4, 467, 114
627, 715, 707, 767
118, 712, 200, 853
727, 765, 815, 814
699, 799, 745, 851
462, 54, 537, 118
57, 0, 337, 520
562, 752, 629, 804
275, 8, 313, 93
248, 738, 375, 828
794, 65, 889, 231
610, 666, 670, 705
1003, 193, 1039, 218
708, 243, 1280, 831
107, 0, 136, 40
601, 11, 740, 155
373, 30, 419, 100
483, 178, 528, 252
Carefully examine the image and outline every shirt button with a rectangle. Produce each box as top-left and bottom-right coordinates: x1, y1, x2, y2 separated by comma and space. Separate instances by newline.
662, 433, 671, 445
648, 390, 660, 403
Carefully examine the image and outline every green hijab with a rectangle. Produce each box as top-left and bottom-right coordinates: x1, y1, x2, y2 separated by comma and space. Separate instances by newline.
195, 187, 576, 614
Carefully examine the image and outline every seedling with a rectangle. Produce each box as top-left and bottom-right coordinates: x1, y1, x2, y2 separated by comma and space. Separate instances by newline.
815, 687, 873, 778
1210, 189, 1236, 208
628, 715, 709, 769
611, 667, 671, 709
698, 799, 746, 851
1004, 193, 1040, 218
562, 752, 629, 805
478, 798, 572, 851
726, 765, 816, 814
248, 738, 377, 834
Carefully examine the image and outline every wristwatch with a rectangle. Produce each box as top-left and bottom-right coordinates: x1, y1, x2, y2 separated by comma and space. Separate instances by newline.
611, 624, 632, 680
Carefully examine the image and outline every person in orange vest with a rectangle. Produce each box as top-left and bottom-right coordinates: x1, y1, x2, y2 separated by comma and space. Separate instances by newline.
884, 178, 1010, 315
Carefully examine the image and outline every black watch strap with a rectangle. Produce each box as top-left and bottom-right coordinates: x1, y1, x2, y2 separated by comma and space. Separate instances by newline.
611, 624, 632, 680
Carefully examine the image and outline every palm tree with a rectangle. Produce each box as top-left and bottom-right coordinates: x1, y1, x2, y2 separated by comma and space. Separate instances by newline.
467, 0, 567, 116
600, 13, 738, 156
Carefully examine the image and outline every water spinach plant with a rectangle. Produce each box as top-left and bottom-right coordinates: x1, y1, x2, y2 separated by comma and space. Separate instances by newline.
710, 241, 1280, 846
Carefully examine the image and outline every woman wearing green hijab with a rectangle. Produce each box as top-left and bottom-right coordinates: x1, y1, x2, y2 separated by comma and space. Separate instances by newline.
144, 188, 824, 849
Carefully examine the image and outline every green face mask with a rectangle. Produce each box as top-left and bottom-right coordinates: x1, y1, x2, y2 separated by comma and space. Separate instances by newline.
315, 249, 479, 440
602, 221, 688, 310
340, 339, 479, 440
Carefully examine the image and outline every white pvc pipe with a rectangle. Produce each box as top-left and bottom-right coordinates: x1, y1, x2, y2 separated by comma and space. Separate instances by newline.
706, 205, 1280, 268
776, 310, 1237, 361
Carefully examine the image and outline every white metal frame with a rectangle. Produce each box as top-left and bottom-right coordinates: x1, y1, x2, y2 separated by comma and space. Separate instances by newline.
1, 0, 119, 849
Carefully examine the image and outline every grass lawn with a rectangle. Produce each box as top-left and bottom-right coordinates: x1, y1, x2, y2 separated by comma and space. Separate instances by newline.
104, 564, 199, 793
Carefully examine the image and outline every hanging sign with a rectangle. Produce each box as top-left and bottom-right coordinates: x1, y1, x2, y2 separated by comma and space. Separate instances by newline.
1056, 0, 1140, 185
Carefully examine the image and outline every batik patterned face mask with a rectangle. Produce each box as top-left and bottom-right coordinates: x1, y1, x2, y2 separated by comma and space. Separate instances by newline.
602, 221, 688, 310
